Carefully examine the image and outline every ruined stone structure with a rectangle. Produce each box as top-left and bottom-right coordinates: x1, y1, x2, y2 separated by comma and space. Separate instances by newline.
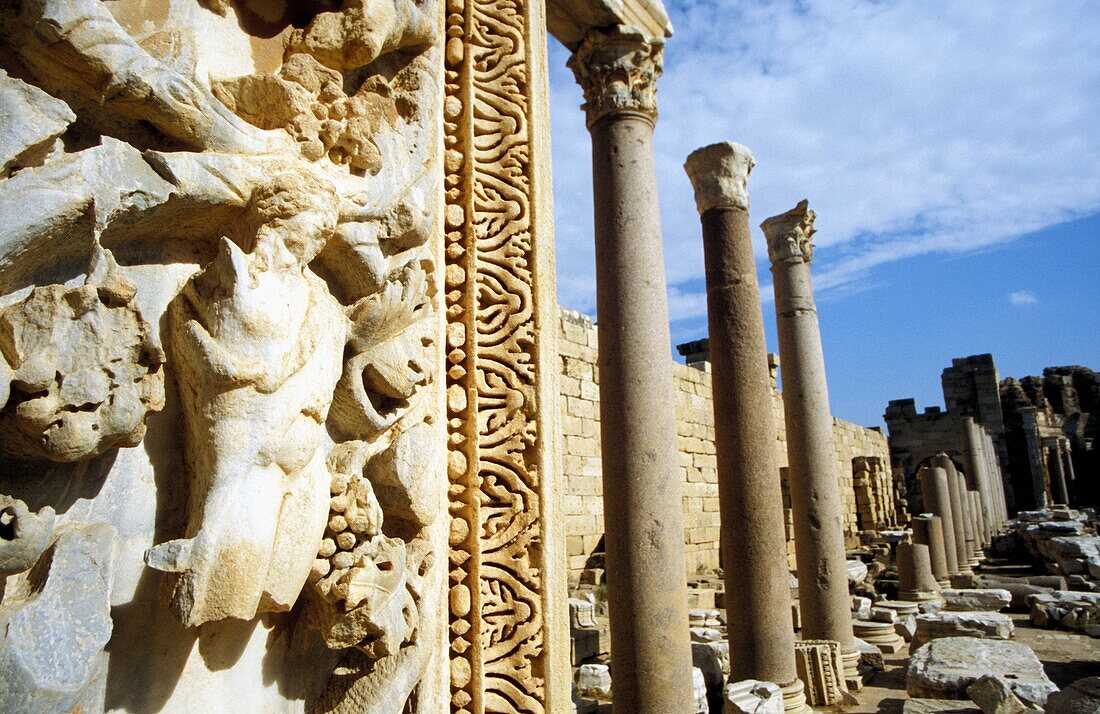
558, 309, 893, 578
886, 354, 1012, 515
1001, 366, 1099, 511
887, 354, 1096, 516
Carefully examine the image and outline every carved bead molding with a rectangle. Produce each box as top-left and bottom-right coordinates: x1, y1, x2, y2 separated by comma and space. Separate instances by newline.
444, 0, 556, 711
761, 199, 817, 265
566, 25, 664, 128
683, 141, 755, 215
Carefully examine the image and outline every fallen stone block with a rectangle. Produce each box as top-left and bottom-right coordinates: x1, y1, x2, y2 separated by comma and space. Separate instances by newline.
847, 560, 869, 586
966, 674, 1031, 714
912, 611, 1014, 649
852, 596, 872, 620
793, 639, 845, 707
854, 637, 884, 672
693, 640, 730, 692
723, 679, 783, 714
942, 589, 1011, 612
906, 638, 1057, 706
570, 598, 598, 628
574, 663, 611, 700
896, 614, 918, 642
692, 667, 708, 714
871, 606, 898, 623
901, 699, 981, 713
691, 627, 723, 642
1045, 676, 1100, 714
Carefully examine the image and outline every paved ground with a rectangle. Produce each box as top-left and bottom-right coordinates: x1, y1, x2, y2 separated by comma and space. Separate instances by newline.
847, 613, 1100, 713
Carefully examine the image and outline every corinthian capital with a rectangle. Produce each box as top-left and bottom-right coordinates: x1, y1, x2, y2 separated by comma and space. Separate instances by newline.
683, 142, 755, 214
761, 200, 816, 265
566, 25, 664, 128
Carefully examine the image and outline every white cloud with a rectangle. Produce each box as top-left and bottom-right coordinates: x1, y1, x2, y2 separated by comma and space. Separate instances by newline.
548, 0, 1100, 322
1009, 290, 1040, 306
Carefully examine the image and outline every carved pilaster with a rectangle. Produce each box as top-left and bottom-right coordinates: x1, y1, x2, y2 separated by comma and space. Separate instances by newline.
762, 199, 816, 265
566, 25, 664, 128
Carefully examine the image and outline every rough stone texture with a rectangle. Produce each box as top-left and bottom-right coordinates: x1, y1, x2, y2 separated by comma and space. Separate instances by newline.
965, 675, 1031, 714
942, 589, 1012, 612
913, 611, 1015, 648
0, 524, 116, 713
684, 141, 755, 213
902, 700, 982, 713
0, 68, 74, 176
724, 679, 784, 714
1045, 676, 1100, 714
854, 637, 885, 671
906, 638, 1057, 705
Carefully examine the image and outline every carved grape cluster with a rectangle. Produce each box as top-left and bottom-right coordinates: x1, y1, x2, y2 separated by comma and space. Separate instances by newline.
310, 471, 384, 595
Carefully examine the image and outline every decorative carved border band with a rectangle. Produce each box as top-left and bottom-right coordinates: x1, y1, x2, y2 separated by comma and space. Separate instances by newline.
444, 0, 553, 711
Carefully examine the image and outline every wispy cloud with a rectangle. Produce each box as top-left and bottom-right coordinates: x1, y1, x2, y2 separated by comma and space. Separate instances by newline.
548, 0, 1100, 333
1009, 290, 1040, 306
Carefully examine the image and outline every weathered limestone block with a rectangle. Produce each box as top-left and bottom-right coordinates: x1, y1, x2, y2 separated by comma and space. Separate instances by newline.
847, 560, 869, 586
0, 497, 54, 576
854, 637, 885, 672
965, 675, 1032, 714
941, 589, 1012, 612
694, 639, 731, 691
906, 638, 1057, 705
912, 611, 1014, 648
1045, 676, 1100, 714
793, 640, 845, 707
0, 524, 117, 713
0, 69, 73, 176
724, 679, 784, 714
570, 598, 598, 629
575, 663, 612, 700
693, 667, 709, 714
901, 700, 981, 713
0, 245, 164, 461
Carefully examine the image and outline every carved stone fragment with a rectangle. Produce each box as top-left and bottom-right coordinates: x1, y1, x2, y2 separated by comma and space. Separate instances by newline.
146, 174, 346, 626
0, 244, 164, 462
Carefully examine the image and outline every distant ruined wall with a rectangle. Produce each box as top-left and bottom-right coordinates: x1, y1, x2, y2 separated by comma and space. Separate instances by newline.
559, 309, 891, 579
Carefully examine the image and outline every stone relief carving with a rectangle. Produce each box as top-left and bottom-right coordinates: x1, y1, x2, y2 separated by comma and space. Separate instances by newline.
762, 198, 816, 265
0, 243, 165, 462
0, 0, 446, 710
444, 0, 555, 709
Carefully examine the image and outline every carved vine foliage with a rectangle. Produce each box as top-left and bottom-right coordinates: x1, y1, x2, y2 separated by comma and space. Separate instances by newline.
0, 1, 444, 711
444, 0, 549, 710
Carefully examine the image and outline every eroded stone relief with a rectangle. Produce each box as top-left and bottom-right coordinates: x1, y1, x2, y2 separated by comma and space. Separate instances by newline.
0, 0, 446, 710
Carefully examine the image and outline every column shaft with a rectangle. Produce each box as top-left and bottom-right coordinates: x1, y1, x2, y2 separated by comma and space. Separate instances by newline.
913, 514, 949, 586
685, 143, 805, 711
764, 202, 859, 687
919, 466, 960, 576
571, 27, 693, 713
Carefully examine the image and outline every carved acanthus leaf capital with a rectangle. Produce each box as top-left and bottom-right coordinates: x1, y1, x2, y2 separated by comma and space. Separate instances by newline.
566, 25, 664, 128
761, 199, 816, 265
683, 141, 755, 214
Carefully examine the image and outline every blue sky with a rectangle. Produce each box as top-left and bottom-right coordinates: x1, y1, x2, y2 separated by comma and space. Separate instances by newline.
546, 0, 1100, 428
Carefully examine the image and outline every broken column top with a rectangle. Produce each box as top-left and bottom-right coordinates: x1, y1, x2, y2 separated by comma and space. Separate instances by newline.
761, 199, 816, 265
683, 141, 755, 214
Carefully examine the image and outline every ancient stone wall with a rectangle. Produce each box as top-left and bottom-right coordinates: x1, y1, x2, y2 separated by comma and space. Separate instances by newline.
559, 309, 891, 578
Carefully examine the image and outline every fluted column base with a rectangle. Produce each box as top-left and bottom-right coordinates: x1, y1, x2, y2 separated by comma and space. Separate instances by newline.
780, 676, 809, 713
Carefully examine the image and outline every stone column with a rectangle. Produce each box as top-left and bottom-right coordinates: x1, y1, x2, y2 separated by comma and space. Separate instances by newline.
932, 454, 973, 574
684, 143, 807, 713
961, 418, 995, 543
912, 514, 950, 587
763, 201, 860, 690
897, 542, 941, 602
919, 466, 960, 576
969, 490, 987, 548
567, 27, 693, 713
1049, 441, 1069, 506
